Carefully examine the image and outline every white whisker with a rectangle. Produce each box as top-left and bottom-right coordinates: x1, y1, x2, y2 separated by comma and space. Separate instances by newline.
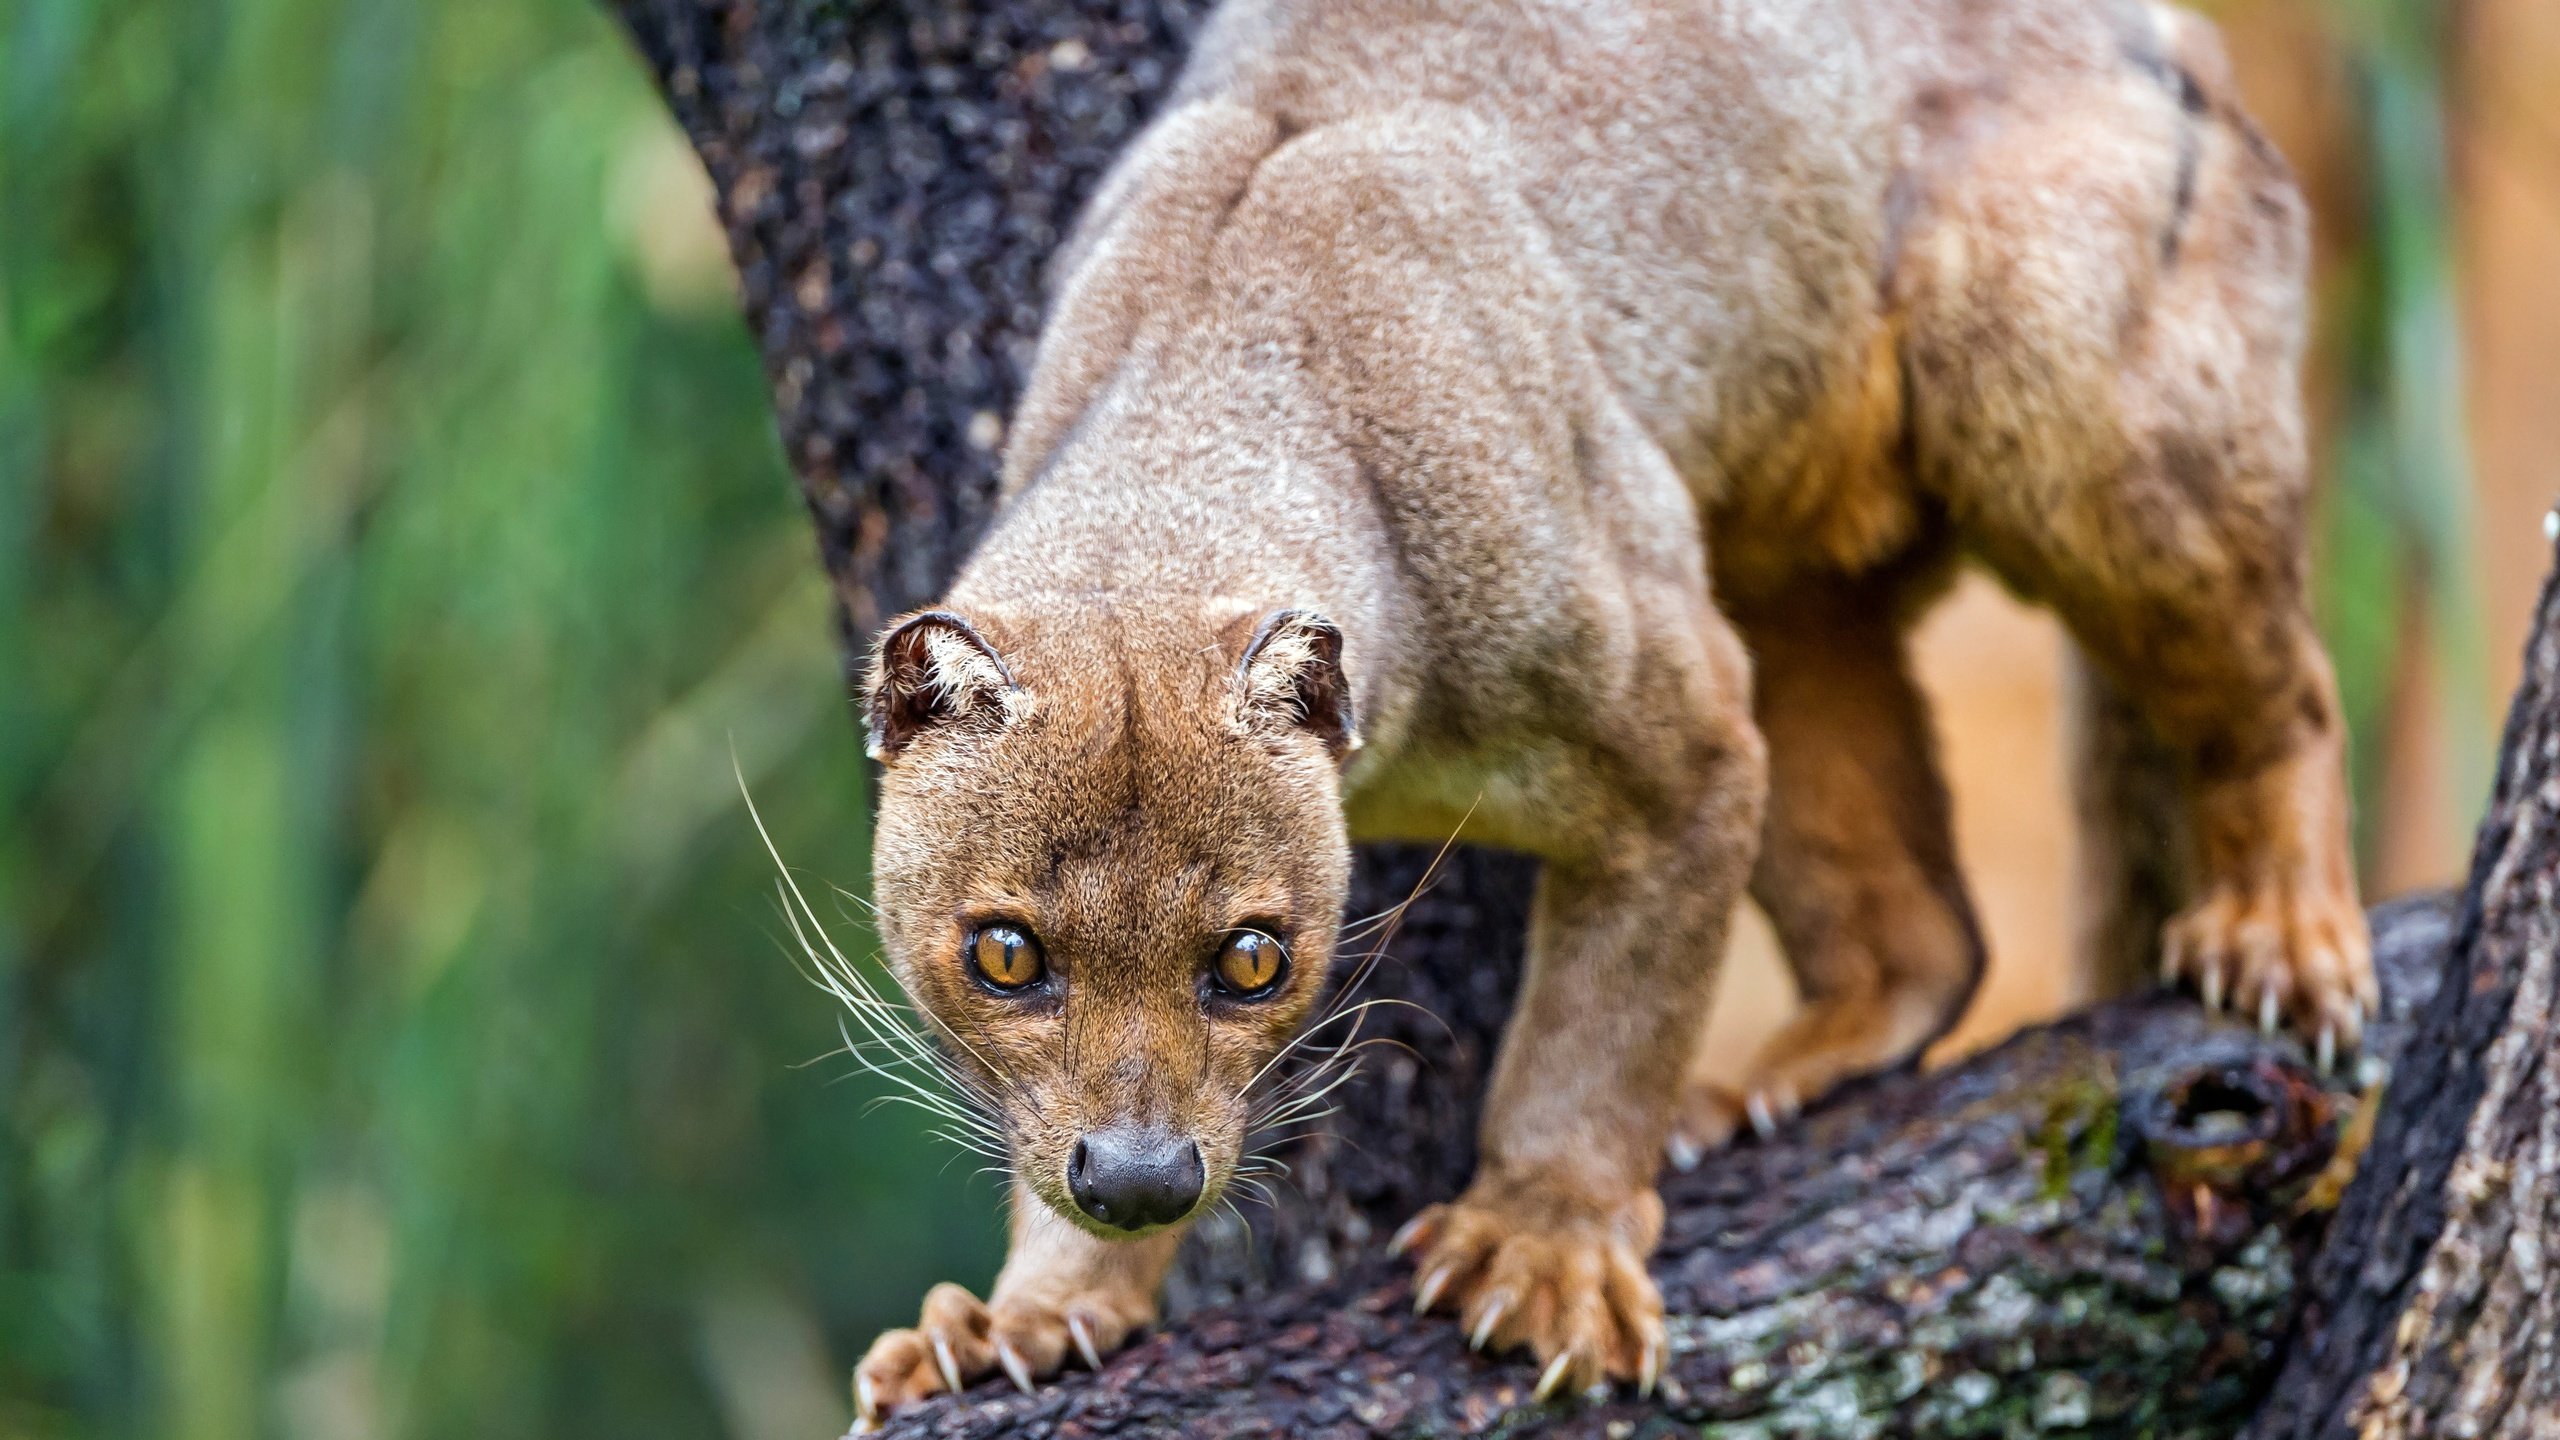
736, 754, 1017, 1170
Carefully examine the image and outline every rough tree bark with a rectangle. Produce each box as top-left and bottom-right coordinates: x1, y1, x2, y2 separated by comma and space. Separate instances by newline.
2241, 547, 2560, 1439
603, 2, 2560, 1434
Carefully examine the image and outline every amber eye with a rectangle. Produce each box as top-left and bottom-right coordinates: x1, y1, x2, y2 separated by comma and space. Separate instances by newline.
1212, 929, 1288, 999
968, 924, 1045, 992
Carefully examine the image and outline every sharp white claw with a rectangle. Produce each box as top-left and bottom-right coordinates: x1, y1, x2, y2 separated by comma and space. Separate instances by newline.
1469, 1294, 1512, 1352
1666, 1133, 1704, 1173
2202, 966, 2225, 1014
854, 1375, 880, 1427
1068, 1315, 1104, 1372
1413, 1265, 1453, 1315
2317, 1025, 2337, 1075
1389, 1215, 1429, 1256
997, 1341, 1036, 1395
1746, 1092, 1778, 1140
1535, 1352, 1577, 1403
1639, 1335, 1664, 1398
931, 1334, 963, 1395
2260, 987, 2281, 1036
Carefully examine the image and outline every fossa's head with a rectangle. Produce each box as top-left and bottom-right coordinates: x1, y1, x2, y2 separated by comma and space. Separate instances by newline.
862, 601, 1355, 1237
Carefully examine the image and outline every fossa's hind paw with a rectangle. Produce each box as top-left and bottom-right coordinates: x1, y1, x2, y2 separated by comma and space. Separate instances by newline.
1667, 1079, 1748, 1168
1667, 994, 1945, 1160
2162, 879, 2374, 1068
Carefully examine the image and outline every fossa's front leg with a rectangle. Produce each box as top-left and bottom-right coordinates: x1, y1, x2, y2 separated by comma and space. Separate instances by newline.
853, 1185, 1177, 1431
1397, 628, 1766, 1397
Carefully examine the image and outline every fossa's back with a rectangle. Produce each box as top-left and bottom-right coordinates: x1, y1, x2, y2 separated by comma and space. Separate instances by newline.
1168, 0, 2237, 523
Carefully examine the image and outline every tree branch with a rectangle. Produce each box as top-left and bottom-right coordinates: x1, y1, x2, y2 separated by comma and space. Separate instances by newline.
848, 899, 2446, 1438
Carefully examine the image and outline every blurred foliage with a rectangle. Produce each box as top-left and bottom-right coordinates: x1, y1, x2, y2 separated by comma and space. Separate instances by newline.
2303, 0, 2493, 866
0, 2, 1000, 1438
0, 0, 2484, 1437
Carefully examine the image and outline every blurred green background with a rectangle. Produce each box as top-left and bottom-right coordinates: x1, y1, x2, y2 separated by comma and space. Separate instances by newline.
1, 2, 1001, 1437
2, 0, 2544, 1436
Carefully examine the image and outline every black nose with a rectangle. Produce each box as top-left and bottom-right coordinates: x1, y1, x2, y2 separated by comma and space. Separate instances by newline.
1067, 1127, 1204, 1231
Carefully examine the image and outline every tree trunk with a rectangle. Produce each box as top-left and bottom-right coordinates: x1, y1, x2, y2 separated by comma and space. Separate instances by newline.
2241, 540, 2560, 1439
603, 2, 2560, 1434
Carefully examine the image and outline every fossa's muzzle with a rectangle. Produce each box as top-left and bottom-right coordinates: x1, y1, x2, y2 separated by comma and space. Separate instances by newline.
1067, 1125, 1204, 1230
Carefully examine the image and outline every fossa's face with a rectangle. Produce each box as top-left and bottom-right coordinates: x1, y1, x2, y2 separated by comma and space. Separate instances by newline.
865, 606, 1353, 1238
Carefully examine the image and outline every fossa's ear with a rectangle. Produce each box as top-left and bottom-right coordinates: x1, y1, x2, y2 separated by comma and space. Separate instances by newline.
865, 610, 1022, 760
1235, 608, 1358, 761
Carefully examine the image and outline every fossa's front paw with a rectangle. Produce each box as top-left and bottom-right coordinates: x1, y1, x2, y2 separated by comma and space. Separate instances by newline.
1391, 1183, 1666, 1401
2161, 876, 2374, 1068
851, 1280, 1150, 1432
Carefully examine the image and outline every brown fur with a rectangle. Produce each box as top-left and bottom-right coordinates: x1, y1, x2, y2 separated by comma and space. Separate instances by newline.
849, 0, 2371, 1425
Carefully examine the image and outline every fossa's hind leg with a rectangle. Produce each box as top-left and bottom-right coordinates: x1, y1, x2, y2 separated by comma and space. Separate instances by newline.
1673, 570, 1986, 1156
1898, 47, 2372, 1054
